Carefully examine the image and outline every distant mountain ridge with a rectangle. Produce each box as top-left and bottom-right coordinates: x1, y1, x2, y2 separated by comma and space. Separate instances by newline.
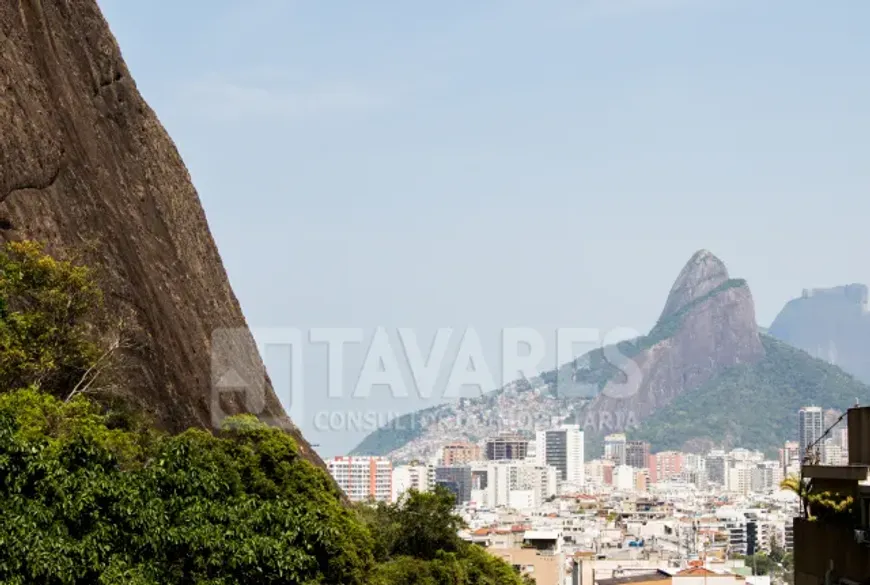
352, 251, 870, 460
769, 284, 870, 383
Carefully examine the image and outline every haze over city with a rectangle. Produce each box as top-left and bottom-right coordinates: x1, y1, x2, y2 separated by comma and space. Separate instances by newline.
97, 0, 870, 456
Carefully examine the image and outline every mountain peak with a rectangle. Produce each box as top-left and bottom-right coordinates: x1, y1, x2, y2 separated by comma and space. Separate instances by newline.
690, 248, 716, 261
801, 283, 868, 306
769, 283, 870, 382
659, 249, 730, 320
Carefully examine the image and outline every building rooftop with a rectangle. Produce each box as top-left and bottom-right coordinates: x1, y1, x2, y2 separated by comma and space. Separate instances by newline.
524, 530, 560, 540
595, 570, 671, 585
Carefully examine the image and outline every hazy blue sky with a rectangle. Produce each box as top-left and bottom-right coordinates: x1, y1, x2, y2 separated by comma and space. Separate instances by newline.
98, 0, 870, 456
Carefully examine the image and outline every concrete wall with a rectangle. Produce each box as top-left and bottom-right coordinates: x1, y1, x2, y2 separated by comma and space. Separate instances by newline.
674, 576, 741, 585
491, 548, 563, 585
848, 407, 870, 466
793, 518, 870, 583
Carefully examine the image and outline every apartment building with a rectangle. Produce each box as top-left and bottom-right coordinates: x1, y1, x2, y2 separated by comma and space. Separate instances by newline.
612, 465, 635, 491
391, 463, 430, 502
434, 465, 473, 503
706, 450, 729, 487
472, 460, 559, 509
650, 451, 683, 483
604, 433, 627, 465
484, 433, 530, 461
536, 425, 585, 488
626, 440, 651, 469
441, 441, 481, 465
823, 440, 847, 466
750, 462, 781, 494
327, 456, 392, 503
798, 406, 825, 463
725, 463, 752, 495
586, 458, 615, 488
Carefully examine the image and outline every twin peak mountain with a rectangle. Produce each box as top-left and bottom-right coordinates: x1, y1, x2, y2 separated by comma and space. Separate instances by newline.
353, 250, 869, 458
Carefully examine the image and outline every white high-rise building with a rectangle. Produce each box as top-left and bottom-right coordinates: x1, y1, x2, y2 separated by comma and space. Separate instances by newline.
536, 425, 585, 489
481, 460, 558, 509
799, 406, 825, 463
391, 464, 431, 502
683, 453, 707, 473
728, 463, 753, 495
327, 456, 392, 503
751, 462, 779, 493
603, 433, 627, 465
823, 440, 847, 466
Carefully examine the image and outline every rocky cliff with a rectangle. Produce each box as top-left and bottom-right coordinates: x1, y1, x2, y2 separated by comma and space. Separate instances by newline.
0, 1, 320, 465
769, 284, 870, 383
658, 249, 732, 320
582, 250, 766, 432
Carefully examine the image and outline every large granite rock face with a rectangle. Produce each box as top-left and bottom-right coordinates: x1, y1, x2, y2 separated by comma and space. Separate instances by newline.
584, 250, 766, 431
0, 1, 321, 465
770, 284, 870, 383
658, 249, 731, 321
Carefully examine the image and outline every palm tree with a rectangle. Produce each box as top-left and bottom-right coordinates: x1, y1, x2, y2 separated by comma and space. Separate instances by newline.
780, 475, 810, 518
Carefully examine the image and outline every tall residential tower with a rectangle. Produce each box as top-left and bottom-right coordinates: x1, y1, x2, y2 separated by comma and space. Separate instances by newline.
798, 406, 825, 463
535, 425, 585, 489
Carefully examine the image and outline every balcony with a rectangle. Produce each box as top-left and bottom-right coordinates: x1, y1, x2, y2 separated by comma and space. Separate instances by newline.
801, 465, 869, 482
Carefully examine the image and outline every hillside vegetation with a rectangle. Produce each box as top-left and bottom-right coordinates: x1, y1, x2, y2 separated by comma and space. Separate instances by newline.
352, 406, 438, 456
630, 335, 869, 453
0, 242, 531, 585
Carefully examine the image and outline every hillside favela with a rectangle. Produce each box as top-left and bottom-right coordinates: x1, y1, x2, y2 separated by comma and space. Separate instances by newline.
0, 1, 868, 585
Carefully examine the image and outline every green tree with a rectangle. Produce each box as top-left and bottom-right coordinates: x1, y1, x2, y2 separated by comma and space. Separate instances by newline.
744, 554, 777, 576
0, 390, 376, 585
393, 487, 465, 559
768, 531, 785, 563
0, 242, 533, 585
0, 241, 102, 395
359, 487, 533, 584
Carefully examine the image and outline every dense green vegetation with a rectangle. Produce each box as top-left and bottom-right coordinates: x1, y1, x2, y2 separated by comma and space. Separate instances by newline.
0, 391, 374, 584
0, 242, 531, 585
737, 552, 793, 578
630, 335, 870, 453
358, 488, 534, 585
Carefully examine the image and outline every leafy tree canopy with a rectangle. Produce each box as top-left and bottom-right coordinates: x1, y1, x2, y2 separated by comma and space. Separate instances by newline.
0, 242, 532, 585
